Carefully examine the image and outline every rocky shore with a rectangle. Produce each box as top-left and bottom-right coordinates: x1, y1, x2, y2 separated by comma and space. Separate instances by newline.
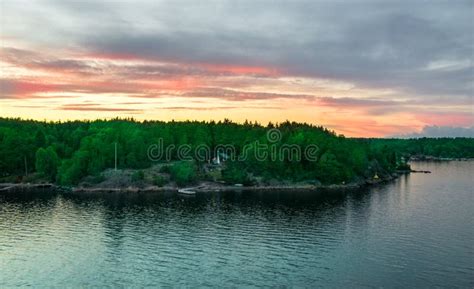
0, 183, 57, 193
409, 156, 473, 161
0, 172, 399, 195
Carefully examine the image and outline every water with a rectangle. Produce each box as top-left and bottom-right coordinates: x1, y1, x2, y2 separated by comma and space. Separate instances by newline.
0, 161, 473, 288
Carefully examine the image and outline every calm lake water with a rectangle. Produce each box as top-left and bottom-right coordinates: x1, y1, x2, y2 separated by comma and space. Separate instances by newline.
0, 161, 473, 288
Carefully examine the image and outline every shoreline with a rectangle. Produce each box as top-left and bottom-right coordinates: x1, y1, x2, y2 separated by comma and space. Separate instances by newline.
0, 173, 398, 195
408, 156, 473, 161
2, 160, 459, 195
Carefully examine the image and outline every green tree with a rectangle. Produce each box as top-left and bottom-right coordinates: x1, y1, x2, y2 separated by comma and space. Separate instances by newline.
57, 150, 89, 185
222, 162, 252, 185
35, 146, 59, 181
34, 130, 46, 148
170, 161, 196, 186
2, 117, 473, 186
153, 175, 166, 187
131, 170, 145, 182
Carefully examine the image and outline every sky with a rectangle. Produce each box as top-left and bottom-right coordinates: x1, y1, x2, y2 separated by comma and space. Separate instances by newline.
0, 0, 473, 137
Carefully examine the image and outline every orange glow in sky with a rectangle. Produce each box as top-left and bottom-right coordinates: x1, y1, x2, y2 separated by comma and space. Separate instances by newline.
1, 1, 472, 137
1, 37, 472, 137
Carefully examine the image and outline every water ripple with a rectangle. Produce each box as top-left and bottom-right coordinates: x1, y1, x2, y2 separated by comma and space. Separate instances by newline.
1, 161, 473, 288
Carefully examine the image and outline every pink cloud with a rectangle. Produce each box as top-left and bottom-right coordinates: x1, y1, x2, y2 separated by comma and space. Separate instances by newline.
415, 112, 474, 127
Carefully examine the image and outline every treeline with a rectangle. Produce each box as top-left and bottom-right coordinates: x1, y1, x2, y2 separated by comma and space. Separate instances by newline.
367, 138, 474, 159
0, 118, 472, 186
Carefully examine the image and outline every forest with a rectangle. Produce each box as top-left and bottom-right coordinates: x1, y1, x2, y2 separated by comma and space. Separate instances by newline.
0, 118, 473, 186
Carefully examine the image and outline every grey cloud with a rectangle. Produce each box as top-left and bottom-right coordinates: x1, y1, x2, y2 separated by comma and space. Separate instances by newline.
0, 79, 15, 97
182, 88, 314, 101
1, 0, 472, 98
58, 104, 142, 112
396, 125, 474, 138
318, 96, 401, 107
157, 105, 279, 111
37, 59, 97, 72
1, 46, 275, 80
1, 47, 100, 75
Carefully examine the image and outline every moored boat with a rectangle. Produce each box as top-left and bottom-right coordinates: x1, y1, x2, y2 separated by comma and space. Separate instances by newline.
178, 188, 196, 195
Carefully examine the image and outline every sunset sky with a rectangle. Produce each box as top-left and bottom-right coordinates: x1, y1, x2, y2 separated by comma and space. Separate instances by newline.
1, 0, 473, 137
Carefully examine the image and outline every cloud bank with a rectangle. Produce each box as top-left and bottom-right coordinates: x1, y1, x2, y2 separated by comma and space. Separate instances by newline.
396, 126, 474, 138
1, 0, 472, 136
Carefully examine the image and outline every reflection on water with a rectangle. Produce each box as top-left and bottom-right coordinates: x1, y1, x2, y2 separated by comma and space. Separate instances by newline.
0, 161, 473, 287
